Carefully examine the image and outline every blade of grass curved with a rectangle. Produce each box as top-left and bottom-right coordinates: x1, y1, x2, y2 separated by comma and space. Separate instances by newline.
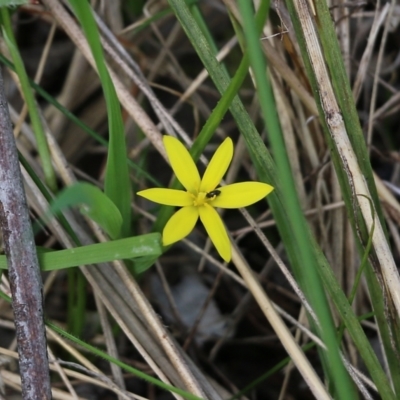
0, 8, 57, 192
49, 182, 122, 240
68, 0, 131, 237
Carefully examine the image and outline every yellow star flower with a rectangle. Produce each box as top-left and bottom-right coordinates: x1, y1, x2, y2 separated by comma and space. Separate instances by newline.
137, 136, 274, 262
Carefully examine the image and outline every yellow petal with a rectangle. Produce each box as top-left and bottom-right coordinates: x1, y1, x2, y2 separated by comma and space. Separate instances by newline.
200, 137, 233, 192
137, 188, 193, 206
212, 182, 274, 208
198, 204, 231, 262
163, 206, 199, 246
163, 136, 201, 194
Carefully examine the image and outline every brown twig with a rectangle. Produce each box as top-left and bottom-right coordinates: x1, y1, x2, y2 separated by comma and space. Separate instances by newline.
0, 66, 51, 399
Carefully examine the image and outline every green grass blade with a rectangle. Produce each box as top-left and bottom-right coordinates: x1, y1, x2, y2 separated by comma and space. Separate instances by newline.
69, 0, 132, 237
0, 233, 162, 271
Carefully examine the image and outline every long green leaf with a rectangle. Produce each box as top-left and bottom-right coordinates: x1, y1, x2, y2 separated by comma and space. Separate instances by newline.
0, 233, 162, 271
68, 0, 132, 237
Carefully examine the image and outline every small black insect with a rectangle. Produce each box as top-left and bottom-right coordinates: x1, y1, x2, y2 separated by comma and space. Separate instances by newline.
206, 189, 221, 199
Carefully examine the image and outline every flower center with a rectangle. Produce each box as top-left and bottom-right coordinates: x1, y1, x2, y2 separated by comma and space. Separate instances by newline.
191, 190, 221, 207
